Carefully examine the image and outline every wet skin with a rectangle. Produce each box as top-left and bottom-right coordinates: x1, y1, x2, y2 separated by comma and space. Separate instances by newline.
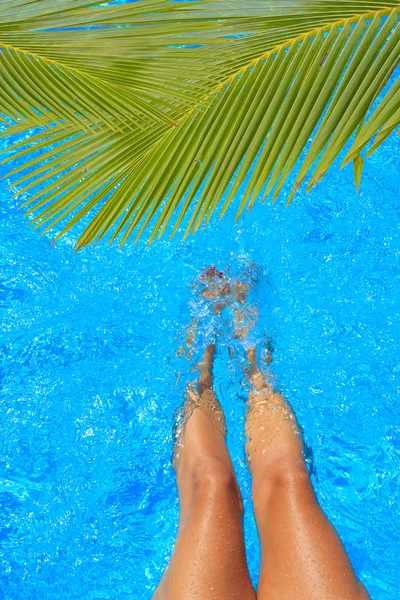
153, 270, 371, 600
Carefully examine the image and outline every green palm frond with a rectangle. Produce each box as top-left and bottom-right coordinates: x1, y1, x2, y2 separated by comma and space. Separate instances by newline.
1, 0, 399, 248
0, 44, 181, 131
0, 0, 272, 130
3, 1, 398, 108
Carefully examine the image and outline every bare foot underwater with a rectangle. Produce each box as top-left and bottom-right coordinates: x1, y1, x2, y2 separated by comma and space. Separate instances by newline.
153, 266, 371, 600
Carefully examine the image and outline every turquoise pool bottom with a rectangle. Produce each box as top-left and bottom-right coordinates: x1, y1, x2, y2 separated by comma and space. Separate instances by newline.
0, 130, 399, 599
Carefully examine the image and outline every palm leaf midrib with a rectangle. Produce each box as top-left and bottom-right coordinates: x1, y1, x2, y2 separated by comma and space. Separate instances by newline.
213, 5, 399, 90
92, 4, 399, 145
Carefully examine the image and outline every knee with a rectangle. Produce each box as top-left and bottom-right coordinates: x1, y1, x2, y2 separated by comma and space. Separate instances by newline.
194, 458, 237, 493
357, 582, 372, 600
269, 455, 309, 486
185, 458, 238, 499
177, 457, 243, 516
252, 455, 310, 505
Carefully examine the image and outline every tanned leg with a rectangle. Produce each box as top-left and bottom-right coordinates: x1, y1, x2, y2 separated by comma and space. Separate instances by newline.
245, 348, 371, 600
153, 344, 255, 600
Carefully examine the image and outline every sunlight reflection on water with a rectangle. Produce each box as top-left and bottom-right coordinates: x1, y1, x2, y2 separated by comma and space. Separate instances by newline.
0, 120, 399, 599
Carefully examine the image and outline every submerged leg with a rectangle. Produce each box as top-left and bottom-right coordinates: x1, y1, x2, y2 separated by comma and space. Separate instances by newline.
245, 348, 370, 600
153, 344, 255, 600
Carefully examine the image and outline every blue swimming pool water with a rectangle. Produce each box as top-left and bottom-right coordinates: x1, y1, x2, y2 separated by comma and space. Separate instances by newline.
0, 117, 399, 598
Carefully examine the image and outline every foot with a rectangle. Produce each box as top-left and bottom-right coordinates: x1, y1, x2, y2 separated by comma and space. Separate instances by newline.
176, 265, 229, 361
199, 264, 231, 314
233, 280, 249, 306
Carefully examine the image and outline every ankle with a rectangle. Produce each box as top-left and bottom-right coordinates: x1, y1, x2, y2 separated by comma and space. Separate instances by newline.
246, 348, 258, 377
197, 378, 212, 395
197, 344, 216, 392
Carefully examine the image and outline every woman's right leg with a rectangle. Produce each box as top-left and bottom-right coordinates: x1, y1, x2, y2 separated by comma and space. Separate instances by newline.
245, 349, 371, 600
153, 344, 255, 600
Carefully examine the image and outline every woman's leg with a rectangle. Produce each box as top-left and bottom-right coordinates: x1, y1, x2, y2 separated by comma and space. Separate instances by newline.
245, 348, 370, 600
153, 344, 255, 600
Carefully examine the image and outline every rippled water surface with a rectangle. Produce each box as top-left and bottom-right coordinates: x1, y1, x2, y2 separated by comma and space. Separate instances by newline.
0, 124, 399, 599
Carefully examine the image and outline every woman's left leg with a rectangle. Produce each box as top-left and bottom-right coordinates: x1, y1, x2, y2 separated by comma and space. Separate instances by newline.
153, 344, 255, 600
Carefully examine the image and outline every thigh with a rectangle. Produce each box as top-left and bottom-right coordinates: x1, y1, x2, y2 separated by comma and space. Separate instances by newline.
154, 469, 256, 600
